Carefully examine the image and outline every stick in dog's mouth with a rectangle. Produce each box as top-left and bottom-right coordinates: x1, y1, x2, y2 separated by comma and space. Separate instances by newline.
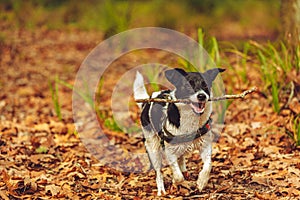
190, 101, 206, 114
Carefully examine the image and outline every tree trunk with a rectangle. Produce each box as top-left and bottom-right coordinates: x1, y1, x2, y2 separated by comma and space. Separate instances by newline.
281, 0, 300, 47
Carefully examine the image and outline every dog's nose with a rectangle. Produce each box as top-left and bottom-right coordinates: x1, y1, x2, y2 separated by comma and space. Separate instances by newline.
197, 93, 206, 101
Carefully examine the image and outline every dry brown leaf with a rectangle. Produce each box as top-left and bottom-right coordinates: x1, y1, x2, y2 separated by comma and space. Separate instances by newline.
17, 87, 35, 97
67, 171, 86, 179
287, 187, 300, 196
0, 191, 9, 200
242, 137, 256, 147
251, 122, 262, 129
288, 167, 300, 177
24, 176, 38, 192
289, 98, 300, 114
288, 176, 300, 188
1, 170, 19, 193
262, 146, 281, 156
50, 120, 68, 134
254, 191, 276, 199
230, 153, 254, 166
45, 184, 61, 196
34, 123, 50, 133
214, 183, 232, 193
128, 177, 139, 187
251, 176, 269, 187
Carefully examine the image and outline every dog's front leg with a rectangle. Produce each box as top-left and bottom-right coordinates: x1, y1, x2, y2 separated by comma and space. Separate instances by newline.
197, 142, 212, 191
165, 149, 185, 183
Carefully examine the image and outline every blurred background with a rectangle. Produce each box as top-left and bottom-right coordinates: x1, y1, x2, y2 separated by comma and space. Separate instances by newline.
0, 0, 283, 41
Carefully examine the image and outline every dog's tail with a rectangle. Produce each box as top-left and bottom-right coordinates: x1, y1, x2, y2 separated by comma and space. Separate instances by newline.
133, 71, 149, 109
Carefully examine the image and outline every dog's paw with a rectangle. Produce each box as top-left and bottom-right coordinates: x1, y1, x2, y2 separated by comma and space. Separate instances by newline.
197, 170, 210, 191
157, 186, 166, 196
197, 179, 208, 191
197, 176, 209, 191
172, 173, 185, 183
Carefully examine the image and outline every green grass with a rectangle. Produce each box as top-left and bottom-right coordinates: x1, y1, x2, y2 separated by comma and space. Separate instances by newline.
226, 39, 300, 145
104, 118, 122, 132
194, 29, 300, 146
57, 78, 94, 109
250, 41, 299, 114
58, 77, 123, 132
179, 28, 221, 71
35, 146, 48, 154
198, 28, 205, 69
257, 48, 280, 113
287, 116, 300, 147
143, 64, 163, 92
226, 40, 299, 114
49, 75, 62, 121
240, 42, 250, 83
294, 117, 300, 146
295, 46, 300, 72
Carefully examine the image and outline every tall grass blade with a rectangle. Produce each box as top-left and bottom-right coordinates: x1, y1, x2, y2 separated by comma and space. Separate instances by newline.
294, 117, 300, 146
296, 45, 300, 72
210, 37, 220, 65
240, 42, 250, 83
49, 76, 62, 121
257, 49, 280, 113
257, 50, 268, 85
270, 77, 280, 113
198, 28, 205, 69
57, 79, 94, 108
280, 41, 292, 72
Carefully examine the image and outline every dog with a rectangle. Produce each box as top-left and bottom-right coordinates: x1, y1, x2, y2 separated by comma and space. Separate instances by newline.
133, 67, 225, 196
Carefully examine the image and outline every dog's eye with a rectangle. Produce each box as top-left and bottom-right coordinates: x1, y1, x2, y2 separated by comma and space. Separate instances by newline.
201, 81, 207, 88
189, 80, 195, 87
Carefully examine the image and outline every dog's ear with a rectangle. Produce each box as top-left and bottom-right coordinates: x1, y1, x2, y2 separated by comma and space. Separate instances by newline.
203, 68, 225, 83
165, 68, 187, 86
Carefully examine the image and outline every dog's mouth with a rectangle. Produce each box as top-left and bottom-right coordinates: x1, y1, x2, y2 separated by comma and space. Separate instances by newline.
190, 101, 206, 114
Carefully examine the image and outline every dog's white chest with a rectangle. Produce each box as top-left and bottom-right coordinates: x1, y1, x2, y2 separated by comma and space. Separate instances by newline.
163, 102, 212, 155
165, 103, 211, 135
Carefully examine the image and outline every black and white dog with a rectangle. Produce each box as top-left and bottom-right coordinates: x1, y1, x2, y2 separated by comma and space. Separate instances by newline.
133, 68, 225, 196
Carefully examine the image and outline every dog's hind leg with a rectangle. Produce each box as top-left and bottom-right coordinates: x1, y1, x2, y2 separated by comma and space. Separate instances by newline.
144, 136, 166, 196
178, 155, 187, 173
178, 155, 189, 179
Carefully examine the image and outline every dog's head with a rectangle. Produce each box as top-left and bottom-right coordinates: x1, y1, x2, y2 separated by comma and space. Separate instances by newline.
165, 68, 225, 114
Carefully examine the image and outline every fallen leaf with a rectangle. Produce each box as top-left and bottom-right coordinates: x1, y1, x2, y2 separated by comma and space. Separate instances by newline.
242, 137, 256, 147
288, 167, 300, 177
262, 146, 281, 156
251, 176, 269, 187
255, 191, 275, 199
289, 98, 300, 114
251, 122, 261, 129
45, 184, 61, 196
0, 190, 9, 200
34, 123, 50, 133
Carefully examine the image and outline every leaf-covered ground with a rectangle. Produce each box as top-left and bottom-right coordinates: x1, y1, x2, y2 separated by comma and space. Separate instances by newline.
1, 28, 300, 200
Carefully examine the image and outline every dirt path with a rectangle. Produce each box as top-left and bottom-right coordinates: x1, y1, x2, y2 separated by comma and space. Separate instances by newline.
0, 28, 299, 199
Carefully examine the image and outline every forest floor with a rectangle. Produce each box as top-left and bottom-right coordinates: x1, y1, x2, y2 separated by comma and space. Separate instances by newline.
0, 27, 300, 200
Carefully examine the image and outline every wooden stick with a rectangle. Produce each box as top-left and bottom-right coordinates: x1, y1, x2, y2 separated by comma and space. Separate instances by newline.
135, 87, 257, 103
